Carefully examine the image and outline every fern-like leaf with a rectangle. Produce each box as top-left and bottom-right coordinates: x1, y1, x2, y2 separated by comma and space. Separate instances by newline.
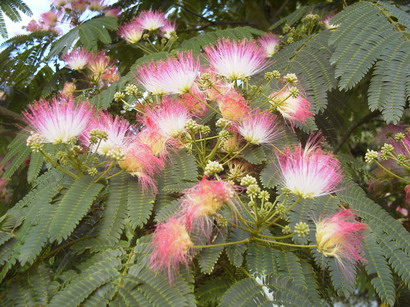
49, 176, 103, 243
127, 179, 155, 230
78, 16, 118, 51
220, 278, 267, 307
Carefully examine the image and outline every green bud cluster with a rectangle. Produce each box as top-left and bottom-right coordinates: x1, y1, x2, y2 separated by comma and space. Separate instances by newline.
282, 225, 291, 234
216, 118, 231, 128
289, 87, 299, 98
294, 222, 310, 237
394, 132, 405, 141
264, 70, 281, 81
185, 119, 200, 131
284, 73, 298, 85
87, 167, 98, 176
397, 154, 408, 167
240, 175, 257, 186
106, 147, 124, 161
114, 92, 125, 102
258, 190, 270, 202
124, 84, 139, 96
204, 161, 224, 176
365, 150, 379, 163
246, 184, 261, 197
218, 130, 231, 141
26, 133, 44, 152
89, 129, 108, 143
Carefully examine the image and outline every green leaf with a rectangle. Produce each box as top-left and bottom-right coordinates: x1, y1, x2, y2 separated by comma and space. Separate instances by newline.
155, 200, 180, 223
196, 276, 232, 306
47, 27, 79, 59
1, 132, 31, 179
275, 251, 306, 290
78, 17, 118, 51
363, 234, 396, 306
225, 227, 248, 267
198, 233, 225, 274
49, 176, 103, 243
27, 151, 44, 183
220, 278, 267, 307
99, 173, 129, 242
127, 178, 155, 229
242, 145, 267, 164
247, 243, 279, 276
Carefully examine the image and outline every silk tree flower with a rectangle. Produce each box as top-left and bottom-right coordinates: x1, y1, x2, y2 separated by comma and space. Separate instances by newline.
160, 20, 176, 39
88, 52, 113, 80
176, 86, 208, 116
217, 88, 250, 121
258, 33, 280, 57
118, 141, 164, 191
82, 112, 132, 156
270, 89, 313, 124
204, 39, 270, 80
136, 10, 166, 31
40, 11, 59, 27
63, 48, 92, 70
136, 52, 200, 95
150, 217, 193, 280
23, 96, 94, 144
136, 128, 172, 157
105, 8, 121, 17
276, 138, 343, 198
316, 209, 367, 282
143, 99, 191, 140
235, 111, 282, 145
88, 0, 105, 11
118, 20, 143, 43
71, 0, 88, 12
180, 178, 235, 232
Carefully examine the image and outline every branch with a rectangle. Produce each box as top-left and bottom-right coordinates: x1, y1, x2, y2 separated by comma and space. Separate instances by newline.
179, 21, 257, 33
333, 110, 380, 154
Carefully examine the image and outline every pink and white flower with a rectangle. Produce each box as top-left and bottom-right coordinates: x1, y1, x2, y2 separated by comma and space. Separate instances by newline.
88, 0, 105, 11
176, 86, 208, 116
118, 20, 143, 43
150, 217, 193, 280
136, 10, 166, 31
217, 88, 250, 121
105, 8, 121, 17
204, 39, 270, 80
118, 141, 165, 191
160, 20, 176, 39
180, 178, 235, 232
143, 99, 191, 139
258, 33, 280, 57
315, 209, 367, 282
88, 52, 112, 79
276, 138, 343, 198
23, 97, 94, 144
270, 89, 313, 124
63, 48, 92, 70
40, 11, 59, 27
235, 111, 282, 145
137, 52, 200, 95
82, 112, 132, 156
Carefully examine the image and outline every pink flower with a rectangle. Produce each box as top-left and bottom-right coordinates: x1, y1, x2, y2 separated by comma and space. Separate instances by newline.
101, 66, 120, 83
23, 96, 94, 144
217, 88, 250, 121
235, 111, 282, 145
136, 52, 200, 95
150, 217, 193, 281
160, 20, 176, 39
270, 89, 313, 124
258, 33, 280, 57
53, 0, 67, 7
71, 0, 88, 12
276, 137, 343, 198
143, 98, 191, 139
25, 20, 42, 32
63, 48, 92, 70
204, 39, 270, 80
136, 10, 166, 31
315, 209, 367, 282
119, 141, 165, 191
119, 20, 143, 43
105, 8, 121, 17
40, 11, 59, 27
61, 82, 76, 97
136, 128, 172, 157
82, 112, 132, 156
180, 178, 235, 232
176, 86, 208, 116
88, 52, 112, 79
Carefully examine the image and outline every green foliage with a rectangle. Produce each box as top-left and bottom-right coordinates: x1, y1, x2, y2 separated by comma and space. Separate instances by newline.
78, 17, 118, 51
220, 278, 267, 307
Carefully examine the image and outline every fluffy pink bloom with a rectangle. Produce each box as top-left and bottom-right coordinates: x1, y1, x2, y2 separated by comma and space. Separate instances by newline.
136, 128, 173, 157
63, 48, 92, 70
119, 20, 143, 43
53, 0, 66, 7
88, 0, 105, 11
180, 178, 235, 232
258, 33, 280, 57
71, 0, 88, 12
101, 66, 120, 83
160, 20, 176, 39
41, 11, 59, 27
143, 99, 191, 139
150, 217, 193, 280
270, 89, 313, 124
88, 52, 112, 79
217, 88, 250, 121
176, 86, 208, 116
276, 137, 343, 198
136, 52, 200, 95
136, 10, 166, 31
316, 209, 367, 282
105, 8, 121, 17
119, 141, 164, 191
23, 97, 94, 144
204, 39, 270, 80
61, 82, 76, 97
235, 111, 282, 145
82, 112, 132, 156
25, 20, 42, 32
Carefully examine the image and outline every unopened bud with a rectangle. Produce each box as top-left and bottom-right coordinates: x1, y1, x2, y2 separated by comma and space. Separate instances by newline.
204, 160, 224, 176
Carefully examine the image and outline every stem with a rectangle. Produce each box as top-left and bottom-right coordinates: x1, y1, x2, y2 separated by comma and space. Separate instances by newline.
105, 169, 126, 181
39, 149, 79, 179
94, 161, 116, 183
188, 91, 221, 115
192, 238, 250, 249
222, 142, 250, 165
261, 197, 301, 232
252, 237, 317, 248
256, 233, 294, 240
374, 160, 410, 184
